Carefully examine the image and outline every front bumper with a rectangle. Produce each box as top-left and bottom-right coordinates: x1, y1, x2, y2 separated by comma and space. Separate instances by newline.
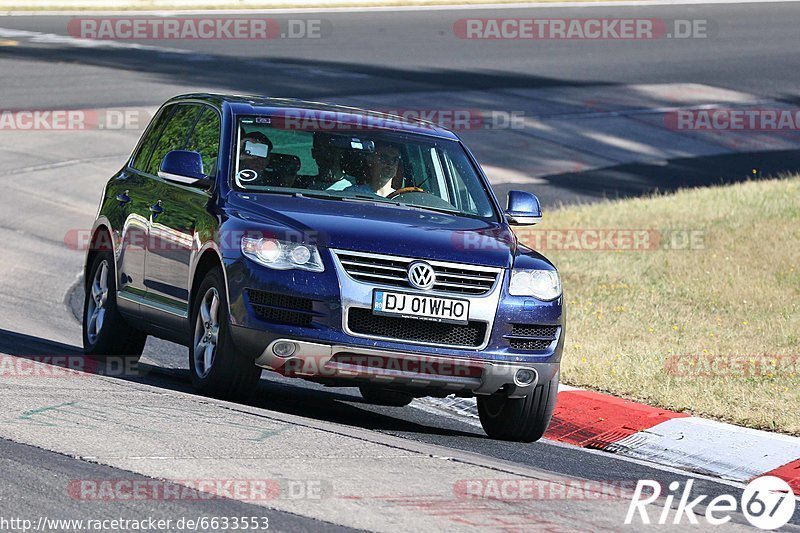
224, 248, 564, 396
254, 339, 559, 398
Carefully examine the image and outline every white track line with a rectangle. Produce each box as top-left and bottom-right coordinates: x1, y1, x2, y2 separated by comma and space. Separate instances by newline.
411, 393, 800, 493
411, 398, 753, 490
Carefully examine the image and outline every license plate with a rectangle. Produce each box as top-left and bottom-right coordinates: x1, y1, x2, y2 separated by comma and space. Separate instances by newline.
372, 290, 469, 325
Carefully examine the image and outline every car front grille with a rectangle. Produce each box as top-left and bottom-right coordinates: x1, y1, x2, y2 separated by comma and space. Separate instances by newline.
347, 307, 487, 347
506, 324, 559, 351
334, 251, 500, 296
247, 289, 314, 327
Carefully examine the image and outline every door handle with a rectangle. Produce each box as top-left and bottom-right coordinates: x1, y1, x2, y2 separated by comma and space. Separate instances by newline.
149, 200, 164, 216
116, 190, 131, 206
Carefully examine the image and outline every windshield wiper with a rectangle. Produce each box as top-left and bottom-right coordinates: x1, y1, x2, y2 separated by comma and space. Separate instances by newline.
293, 191, 348, 201
342, 196, 461, 216
341, 195, 397, 205
241, 189, 347, 201
401, 204, 460, 216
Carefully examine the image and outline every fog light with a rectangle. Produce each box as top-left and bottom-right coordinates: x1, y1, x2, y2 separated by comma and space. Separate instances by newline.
272, 341, 297, 358
514, 368, 537, 387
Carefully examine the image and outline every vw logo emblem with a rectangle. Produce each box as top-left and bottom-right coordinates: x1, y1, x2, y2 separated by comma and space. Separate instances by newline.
407, 261, 436, 290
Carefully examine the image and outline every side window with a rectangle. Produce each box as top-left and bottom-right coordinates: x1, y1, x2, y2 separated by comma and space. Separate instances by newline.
442, 149, 492, 217
185, 108, 221, 178
131, 105, 173, 172
143, 104, 203, 176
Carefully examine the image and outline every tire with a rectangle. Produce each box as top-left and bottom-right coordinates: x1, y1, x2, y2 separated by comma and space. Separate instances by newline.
189, 267, 262, 400
83, 251, 147, 360
358, 385, 414, 407
477, 373, 559, 442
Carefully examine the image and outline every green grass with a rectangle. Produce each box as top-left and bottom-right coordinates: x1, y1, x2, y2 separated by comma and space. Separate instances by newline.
518, 177, 800, 435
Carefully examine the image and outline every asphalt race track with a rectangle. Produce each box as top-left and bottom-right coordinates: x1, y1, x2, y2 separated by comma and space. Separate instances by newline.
0, 2, 799, 530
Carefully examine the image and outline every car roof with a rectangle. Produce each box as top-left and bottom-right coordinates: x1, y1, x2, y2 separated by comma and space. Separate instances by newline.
166, 93, 462, 141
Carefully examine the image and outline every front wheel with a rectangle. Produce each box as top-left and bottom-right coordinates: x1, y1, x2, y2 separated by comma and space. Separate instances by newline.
189, 267, 262, 400
82, 251, 146, 360
477, 373, 559, 442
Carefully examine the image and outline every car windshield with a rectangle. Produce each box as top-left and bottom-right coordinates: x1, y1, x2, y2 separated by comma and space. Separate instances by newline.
232, 116, 498, 220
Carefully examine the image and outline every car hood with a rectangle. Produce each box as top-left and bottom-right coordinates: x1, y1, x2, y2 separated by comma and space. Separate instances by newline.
226, 192, 515, 268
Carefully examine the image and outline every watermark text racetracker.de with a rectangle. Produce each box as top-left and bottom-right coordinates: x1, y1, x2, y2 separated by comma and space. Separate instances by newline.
666, 108, 800, 131
69, 478, 330, 501
68, 17, 329, 40
452, 228, 707, 252
0, 355, 147, 378
65, 228, 323, 254
666, 354, 799, 378
275, 353, 485, 379
454, 479, 641, 501
515, 228, 706, 252
64, 227, 707, 254
454, 18, 713, 40
0, 109, 150, 131
267, 108, 525, 131
0, 516, 269, 532
0, 108, 523, 133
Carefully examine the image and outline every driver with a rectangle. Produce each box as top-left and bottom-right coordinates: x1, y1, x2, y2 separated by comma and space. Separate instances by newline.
344, 142, 401, 197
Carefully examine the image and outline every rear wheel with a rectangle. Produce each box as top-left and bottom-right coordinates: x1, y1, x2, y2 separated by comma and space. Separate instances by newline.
189, 267, 262, 400
477, 373, 559, 442
82, 251, 146, 360
358, 385, 414, 407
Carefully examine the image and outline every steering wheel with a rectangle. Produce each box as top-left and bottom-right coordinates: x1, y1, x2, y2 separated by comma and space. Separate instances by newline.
387, 187, 424, 199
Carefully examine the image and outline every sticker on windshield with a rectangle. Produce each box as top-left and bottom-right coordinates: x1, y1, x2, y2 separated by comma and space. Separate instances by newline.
236, 169, 259, 182
244, 140, 270, 159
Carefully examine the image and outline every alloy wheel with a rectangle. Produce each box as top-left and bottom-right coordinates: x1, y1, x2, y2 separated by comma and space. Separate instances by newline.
193, 287, 220, 379
86, 260, 109, 344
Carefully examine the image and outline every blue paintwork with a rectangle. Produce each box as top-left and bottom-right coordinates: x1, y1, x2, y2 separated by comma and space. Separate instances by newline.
225, 249, 563, 365
506, 190, 542, 220
224, 192, 516, 267
94, 93, 564, 366
161, 150, 206, 180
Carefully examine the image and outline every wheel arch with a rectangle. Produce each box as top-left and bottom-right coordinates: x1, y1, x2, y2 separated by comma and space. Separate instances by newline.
85, 221, 116, 288
189, 244, 230, 318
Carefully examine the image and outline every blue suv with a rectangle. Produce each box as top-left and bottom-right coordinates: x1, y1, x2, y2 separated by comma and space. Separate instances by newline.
83, 94, 564, 442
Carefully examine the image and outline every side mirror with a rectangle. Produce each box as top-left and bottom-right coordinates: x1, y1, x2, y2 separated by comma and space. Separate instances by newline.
158, 150, 212, 188
505, 190, 542, 226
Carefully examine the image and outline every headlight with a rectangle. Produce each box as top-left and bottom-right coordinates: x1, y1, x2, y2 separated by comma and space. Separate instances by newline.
509, 269, 561, 300
241, 237, 324, 272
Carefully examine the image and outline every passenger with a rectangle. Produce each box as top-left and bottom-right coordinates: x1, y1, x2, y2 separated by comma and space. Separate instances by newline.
239, 131, 273, 176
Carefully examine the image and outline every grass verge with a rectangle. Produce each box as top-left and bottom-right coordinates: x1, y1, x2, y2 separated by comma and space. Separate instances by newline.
517, 177, 800, 435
